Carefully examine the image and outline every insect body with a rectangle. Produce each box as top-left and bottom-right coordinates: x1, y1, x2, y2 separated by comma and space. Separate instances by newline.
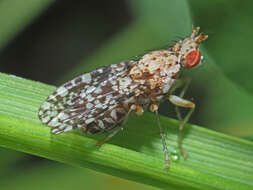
38, 27, 208, 168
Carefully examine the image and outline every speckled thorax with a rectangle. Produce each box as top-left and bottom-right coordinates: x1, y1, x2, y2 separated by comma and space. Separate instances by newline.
129, 50, 180, 97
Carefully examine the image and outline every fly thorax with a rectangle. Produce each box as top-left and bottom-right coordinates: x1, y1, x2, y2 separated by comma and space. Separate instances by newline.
130, 50, 181, 77
130, 50, 181, 90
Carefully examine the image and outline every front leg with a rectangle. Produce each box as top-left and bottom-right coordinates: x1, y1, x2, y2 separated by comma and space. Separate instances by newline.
168, 78, 192, 121
168, 95, 195, 158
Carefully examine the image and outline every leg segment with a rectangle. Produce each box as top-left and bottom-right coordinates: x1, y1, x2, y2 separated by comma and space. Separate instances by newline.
96, 104, 141, 146
150, 103, 170, 168
169, 78, 192, 121
96, 126, 122, 146
168, 95, 195, 158
175, 78, 191, 121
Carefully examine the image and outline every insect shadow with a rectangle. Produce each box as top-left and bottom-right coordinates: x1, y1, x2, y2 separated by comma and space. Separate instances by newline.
81, 112, 191, 159
48, 111, 191, 165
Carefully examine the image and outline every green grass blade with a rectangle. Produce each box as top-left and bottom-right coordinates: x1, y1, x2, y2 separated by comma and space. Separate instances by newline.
0, 72, 253, 190
0, 0, 53, 49
1, 163, 158, 190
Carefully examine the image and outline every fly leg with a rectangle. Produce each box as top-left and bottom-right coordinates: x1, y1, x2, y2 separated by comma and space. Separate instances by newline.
80, 127, 88, 134
168, 94, 195, 158
150, 103, 170, 168
174, 78, 191, 121
169, 78, 191, 120
168, 78, 194, 158
96, 126, 123, 146
96, 104, 143, 146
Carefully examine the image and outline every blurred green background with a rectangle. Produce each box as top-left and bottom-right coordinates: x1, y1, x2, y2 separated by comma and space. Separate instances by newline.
0, 0, 253, 190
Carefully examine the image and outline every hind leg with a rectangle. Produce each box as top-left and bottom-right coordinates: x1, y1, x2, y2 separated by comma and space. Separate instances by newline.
96, 126, 123, 146
96, 104, 143, 146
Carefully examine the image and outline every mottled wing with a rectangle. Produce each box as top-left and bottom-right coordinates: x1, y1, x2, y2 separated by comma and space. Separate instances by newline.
38, 61, 137, 134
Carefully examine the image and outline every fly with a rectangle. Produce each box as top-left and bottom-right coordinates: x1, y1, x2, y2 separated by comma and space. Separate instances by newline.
38, 27, 208, 168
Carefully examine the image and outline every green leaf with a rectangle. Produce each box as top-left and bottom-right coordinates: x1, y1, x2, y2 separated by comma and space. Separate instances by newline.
189, 0, 253, 95
1, 163, 158, 190
0, 0, 53, 49
0, 147, 25, 175
0, 72, 253, 190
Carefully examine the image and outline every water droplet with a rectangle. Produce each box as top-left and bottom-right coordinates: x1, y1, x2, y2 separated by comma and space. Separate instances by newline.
171, 149, 180, 162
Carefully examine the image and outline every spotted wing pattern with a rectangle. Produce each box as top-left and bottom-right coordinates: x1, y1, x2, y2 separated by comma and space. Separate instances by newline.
38, 61, 138, 134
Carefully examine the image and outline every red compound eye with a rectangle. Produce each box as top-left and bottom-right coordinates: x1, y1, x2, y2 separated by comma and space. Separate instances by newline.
185, 49, 201, 68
